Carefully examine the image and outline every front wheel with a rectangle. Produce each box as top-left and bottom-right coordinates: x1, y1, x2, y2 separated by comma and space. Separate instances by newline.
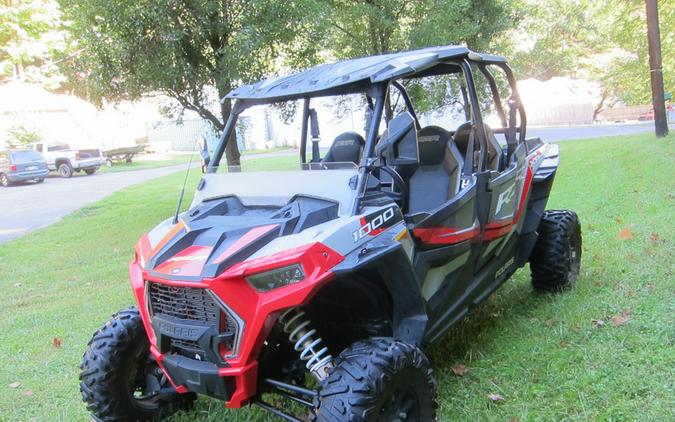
530, 210, 582, 292
79, 307, 195, 421
314, 337, 436, 422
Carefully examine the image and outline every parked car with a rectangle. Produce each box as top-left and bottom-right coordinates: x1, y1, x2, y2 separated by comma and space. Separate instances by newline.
27, 142, 103, 178
0, 149, 49, 187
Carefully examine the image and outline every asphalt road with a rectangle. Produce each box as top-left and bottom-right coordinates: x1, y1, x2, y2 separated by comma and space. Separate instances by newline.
0, 122, 671, 244
0, 165, 191, 244
528, 122, 672, 142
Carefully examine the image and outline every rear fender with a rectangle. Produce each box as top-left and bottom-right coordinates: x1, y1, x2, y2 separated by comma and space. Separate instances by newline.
516, 142, 559, 266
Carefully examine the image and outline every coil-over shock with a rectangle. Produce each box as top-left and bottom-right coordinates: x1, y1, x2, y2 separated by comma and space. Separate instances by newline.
278, 307, 333, 380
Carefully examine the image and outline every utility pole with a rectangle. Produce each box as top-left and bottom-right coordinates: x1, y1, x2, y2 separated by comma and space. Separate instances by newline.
645, 0, 668, 137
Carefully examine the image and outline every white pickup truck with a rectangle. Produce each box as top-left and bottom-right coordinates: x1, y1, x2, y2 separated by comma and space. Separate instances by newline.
28, 142, 104, 178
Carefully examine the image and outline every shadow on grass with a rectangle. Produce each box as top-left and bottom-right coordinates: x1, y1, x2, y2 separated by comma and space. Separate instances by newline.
428, 269, 560, 371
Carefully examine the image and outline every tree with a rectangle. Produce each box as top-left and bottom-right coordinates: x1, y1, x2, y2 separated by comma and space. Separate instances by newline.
323, 0, 518, 117
603, 0, 673, 105
507, 0, 608, 81
325, 0, 515, 58
0, 0, 68, 87
508, 0, 673, 107
6, 123, 41, 147
60, 0, 323, 165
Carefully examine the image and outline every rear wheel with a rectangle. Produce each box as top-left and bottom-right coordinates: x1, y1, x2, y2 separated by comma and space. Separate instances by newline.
58, 162, 73, 178
530, 210, 582, 292
314, 337, 436, 422
79, 307, 195, 421
0, 173, 10, 187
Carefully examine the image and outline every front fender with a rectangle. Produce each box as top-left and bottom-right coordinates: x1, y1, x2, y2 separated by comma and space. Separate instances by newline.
331, 235, 427, 346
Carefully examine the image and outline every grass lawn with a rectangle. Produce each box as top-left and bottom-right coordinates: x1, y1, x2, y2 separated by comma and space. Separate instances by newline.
97, 154, 193, 173
96, 148, 295, 174
0, 134, 673, 421
241, 146, 294, 155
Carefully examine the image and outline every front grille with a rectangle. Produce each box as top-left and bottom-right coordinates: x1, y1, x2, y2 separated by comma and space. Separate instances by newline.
147, 282, 241, 363
148, 283, 219, 323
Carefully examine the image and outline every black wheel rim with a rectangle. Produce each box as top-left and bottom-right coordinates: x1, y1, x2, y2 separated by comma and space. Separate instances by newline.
378, 386, 420, 422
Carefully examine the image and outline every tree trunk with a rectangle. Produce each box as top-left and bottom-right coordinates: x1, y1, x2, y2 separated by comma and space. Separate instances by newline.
219, 96, 241, 166
593, 90, 608, 121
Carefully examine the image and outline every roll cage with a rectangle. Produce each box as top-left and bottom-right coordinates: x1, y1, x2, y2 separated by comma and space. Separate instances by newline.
207, 46, 528, 216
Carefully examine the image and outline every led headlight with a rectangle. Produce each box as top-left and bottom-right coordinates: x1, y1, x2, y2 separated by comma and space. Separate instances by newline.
246, 264, 305, 292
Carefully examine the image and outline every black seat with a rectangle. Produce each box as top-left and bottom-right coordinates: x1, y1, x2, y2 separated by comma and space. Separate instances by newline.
453, 122, 503, 171
407, 126, 463, 214
322, 132, 365, 164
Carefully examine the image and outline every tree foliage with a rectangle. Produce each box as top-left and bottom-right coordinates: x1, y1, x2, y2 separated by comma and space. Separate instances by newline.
60, 0, 324, 164
0, 0, 68, 87
603, 0, 673, 105
323, 0, 517, 116
509, 0, 673, 106
508, 0, 607, 80
6, 123, 41, 146
325, 0, 515, 57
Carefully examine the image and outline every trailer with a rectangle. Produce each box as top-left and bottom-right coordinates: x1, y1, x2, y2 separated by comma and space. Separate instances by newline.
102, 145, 144, 166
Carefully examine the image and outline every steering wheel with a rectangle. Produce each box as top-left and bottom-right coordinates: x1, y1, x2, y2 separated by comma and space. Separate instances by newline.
373, 166, 409, 211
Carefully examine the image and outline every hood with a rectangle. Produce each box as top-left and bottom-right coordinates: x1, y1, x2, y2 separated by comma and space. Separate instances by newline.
141, 195, 340, 280
191, 170, 357, 216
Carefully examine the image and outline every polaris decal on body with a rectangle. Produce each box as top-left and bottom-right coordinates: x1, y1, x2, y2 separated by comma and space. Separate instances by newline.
352, 206, 400, 243
495, 256, 515, 279
157, 320, 200, 340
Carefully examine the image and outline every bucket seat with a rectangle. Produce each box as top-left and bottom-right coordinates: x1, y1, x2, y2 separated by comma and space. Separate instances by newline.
407, 126, 463, 214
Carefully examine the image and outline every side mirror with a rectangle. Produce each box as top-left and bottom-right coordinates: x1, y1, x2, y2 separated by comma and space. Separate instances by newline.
375, 112, 418, 166
200, 138, 210, 173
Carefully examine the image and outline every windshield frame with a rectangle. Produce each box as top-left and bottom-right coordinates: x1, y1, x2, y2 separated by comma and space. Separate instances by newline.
207, 83, 388, 215
207, 60, 525, 216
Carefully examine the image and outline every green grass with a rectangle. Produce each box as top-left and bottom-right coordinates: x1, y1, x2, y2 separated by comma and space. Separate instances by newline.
0, 134, 673, 421
241, 146, 294, 155
94, 149, 296, 174
97, 155, 192, 173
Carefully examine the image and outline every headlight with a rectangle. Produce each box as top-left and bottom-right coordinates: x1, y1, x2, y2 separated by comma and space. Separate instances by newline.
245, 264, 305, 292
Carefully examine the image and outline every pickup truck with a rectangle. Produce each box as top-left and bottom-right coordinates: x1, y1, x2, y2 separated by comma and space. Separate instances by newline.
28, 142, 104, 178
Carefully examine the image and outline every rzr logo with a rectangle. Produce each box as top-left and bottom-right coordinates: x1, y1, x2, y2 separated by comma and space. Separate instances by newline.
352, 207, 396, 243
495, 185, 516, 216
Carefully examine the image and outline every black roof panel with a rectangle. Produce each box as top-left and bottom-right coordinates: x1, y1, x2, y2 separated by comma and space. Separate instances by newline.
227, 45, 505, 102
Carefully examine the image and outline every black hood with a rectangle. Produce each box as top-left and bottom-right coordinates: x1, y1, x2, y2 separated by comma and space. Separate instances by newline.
147, 195, 339, 280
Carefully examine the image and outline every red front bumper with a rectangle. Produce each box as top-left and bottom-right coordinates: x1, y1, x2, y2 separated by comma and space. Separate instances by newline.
130, 240, 343, 407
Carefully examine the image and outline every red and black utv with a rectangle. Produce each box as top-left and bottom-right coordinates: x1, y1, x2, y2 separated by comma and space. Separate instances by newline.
80, 45, 581, 421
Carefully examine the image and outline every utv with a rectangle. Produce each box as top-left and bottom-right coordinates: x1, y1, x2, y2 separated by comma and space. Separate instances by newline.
80, 45, 581, 421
